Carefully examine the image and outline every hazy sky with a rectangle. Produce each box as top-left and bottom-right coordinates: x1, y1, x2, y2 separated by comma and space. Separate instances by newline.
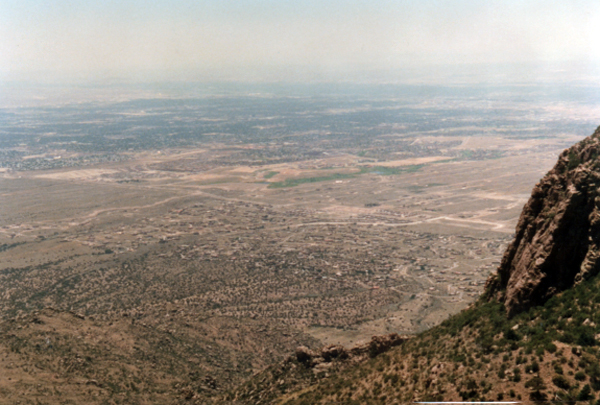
2, 0, 600, 84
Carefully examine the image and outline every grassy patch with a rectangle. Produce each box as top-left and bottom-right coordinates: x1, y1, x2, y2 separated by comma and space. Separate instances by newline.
267, 164, 424, 188
268, 173, 357, 188
453, 150, 504, 161
263, 171, 279, 179
405, 183, 444, 193
359, 165, 424, 175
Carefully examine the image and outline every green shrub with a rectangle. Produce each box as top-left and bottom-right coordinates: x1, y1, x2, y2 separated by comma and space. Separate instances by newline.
526, 361, 540, 373
552, 375, 571, 390
504, 329, 520, 341
577, 384, 593, 401
525, 376, 546, 390
588, 363, 600, 390
568, 150, 581, 170
578, 331, 596, 347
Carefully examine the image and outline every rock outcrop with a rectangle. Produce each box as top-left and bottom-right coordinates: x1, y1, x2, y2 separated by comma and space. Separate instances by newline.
487, 126, 600, 316
294, 333, 408, 369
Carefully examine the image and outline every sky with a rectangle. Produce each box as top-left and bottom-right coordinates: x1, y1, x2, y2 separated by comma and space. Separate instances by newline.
2, 0, 600, 84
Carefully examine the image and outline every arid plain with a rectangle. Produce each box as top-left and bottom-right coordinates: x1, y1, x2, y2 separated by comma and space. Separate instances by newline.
0, 84, 598, 403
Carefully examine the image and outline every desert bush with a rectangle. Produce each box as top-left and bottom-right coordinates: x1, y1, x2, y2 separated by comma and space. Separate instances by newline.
552, 375, 571, 390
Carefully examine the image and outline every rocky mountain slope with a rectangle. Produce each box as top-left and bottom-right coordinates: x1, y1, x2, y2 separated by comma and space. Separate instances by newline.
221, 126, 600, 404
0, 306, 318, 405
487, 125, 600, 315
230, 280, 600, 404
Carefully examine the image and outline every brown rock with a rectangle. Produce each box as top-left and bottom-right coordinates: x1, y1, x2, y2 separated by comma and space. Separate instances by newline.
367, 333, 407, 357
320, 345, 348, 362
295, 346, 315, 365
487, 125, 600, 316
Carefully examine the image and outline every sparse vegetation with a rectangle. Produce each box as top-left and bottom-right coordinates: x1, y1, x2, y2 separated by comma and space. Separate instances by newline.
568, 150, 582, 170
230, 267, 600, 404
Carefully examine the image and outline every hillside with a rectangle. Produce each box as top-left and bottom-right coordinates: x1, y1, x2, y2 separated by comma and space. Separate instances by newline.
488, 125, 600, 316
227, 274, 600, 404
222, 126, 600, 404
0, 306, 318, 404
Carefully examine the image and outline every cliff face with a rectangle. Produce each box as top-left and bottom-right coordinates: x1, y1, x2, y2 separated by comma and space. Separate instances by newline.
487, 126, 600, 316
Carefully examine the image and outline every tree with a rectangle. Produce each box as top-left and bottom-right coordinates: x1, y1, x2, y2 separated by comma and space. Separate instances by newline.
577, 384, 593, 401
525, 376, 547, 401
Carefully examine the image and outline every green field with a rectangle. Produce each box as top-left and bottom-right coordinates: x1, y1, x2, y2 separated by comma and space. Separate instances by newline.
263, 171, 279, 179
267, 164, 424, 188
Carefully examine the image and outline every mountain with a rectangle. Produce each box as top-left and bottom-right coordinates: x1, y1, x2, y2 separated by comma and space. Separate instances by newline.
487, 125, 600, 316
222, 126, 600, 404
